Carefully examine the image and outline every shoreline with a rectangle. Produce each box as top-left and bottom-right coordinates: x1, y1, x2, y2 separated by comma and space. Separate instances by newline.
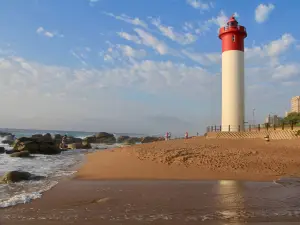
3, 138, 300, 224
3, 179, 300, 225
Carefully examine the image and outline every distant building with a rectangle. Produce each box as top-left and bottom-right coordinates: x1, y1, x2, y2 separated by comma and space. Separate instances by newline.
265, 114, 283, 126
291, 96, 300, 113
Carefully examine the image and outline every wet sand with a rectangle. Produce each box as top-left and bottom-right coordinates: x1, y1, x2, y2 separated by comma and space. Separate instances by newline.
77, 138, 300, 181
2, 138, 300, 224
2, 179, 300, 224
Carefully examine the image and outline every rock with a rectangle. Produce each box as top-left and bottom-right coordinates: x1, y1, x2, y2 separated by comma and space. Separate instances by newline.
15, 141, 40, 153
36, 133, 53, 142
2, 140, 14, 145
54, 134, 62, 140
32, 134, 43, 139
117, 136, 130, 143
67, 137, 82, 144
84, 136, 97, 143
82, 140, 92, 149
0, 147, 5, 153
67, 143, 82, 149
5, 150, 16, 154
17, 137, 34, 143
0, 171, 32, 184
94, 132, 116, 144
39, 142, 61, 155
1, 135, 15, 145
0, 132, 13, 137
124, 137, 141, 145
10, 151, 31, 158
13, 136, 61, 155
95, 132, 114, 139
141, 136, 164, 144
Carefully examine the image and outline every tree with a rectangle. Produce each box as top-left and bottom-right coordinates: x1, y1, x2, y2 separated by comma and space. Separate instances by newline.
283, 112, 300, 125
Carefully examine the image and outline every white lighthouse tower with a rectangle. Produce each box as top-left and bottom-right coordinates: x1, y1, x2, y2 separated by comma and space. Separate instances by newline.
219, 15, 247, 132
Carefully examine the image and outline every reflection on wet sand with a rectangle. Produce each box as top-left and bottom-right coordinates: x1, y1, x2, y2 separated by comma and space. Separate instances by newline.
217, 180, 245, 222
3, 180, 300, 224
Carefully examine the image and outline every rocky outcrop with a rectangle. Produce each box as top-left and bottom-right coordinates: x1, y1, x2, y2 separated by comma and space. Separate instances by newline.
117, 136, 130, 143
141, 136, 164, 144
117, 136, 142, 145
67, 141, 91, 150
0, 132, 13, 137
12, 134, 61, 155
82, 140, 92, 149
1, 134, 15, 145
10, 151, 32, 158
0, 171, 31, 183
84, 132, 116, 144
0, 171, 44, 184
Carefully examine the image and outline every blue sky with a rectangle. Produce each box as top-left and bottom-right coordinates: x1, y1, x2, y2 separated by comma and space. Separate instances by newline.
0, 0, 299, 134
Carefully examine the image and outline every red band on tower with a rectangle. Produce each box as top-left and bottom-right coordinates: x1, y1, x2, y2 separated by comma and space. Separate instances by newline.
218, 15, 247, 53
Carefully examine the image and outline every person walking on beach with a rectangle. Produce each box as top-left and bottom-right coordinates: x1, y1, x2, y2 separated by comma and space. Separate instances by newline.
168, 132, 171, 140
165, 132, 169, 141
60, 134, 67, 149
185, 132, 189, 139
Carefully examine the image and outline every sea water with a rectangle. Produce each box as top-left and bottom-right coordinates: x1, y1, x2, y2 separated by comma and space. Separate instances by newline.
0, 128, 142, 208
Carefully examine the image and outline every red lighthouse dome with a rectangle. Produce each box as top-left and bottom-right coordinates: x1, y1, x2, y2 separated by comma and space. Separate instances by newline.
218, 15, 247, 53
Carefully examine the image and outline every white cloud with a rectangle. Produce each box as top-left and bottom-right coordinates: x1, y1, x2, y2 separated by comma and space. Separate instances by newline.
36, 27, 64, 38
104, 12, 148, 28
182, 50, 221, 66
118, 45, 147, 59
208, 11, 239, 28
117, 32, 141, 44
101, 44, 147, 63
151, 18, 197, 45
245, 33, 295, 64
134, 28, 174, 55
186, 0, 213, 11
255, 3, 275, 23
266, 33, 295, 57
272, 64, 300, 80
0, 55, 216, 133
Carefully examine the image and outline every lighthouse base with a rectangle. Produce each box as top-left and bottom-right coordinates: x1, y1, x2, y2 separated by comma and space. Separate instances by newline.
221, 125, 244, 132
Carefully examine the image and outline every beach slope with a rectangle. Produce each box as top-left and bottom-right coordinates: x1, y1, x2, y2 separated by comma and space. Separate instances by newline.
77, 137, 300, 181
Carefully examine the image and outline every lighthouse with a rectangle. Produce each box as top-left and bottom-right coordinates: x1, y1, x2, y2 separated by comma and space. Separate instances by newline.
219, 15, 247, 132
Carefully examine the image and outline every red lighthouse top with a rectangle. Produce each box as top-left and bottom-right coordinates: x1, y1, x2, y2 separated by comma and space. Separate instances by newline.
218, 15, 247, 53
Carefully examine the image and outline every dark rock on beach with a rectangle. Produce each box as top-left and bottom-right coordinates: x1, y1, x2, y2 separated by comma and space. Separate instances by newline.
84, 132, 116, 144
0, 171, 45, 184
5, 150, 16, 154
12, 133, 61, 155
0, 147, 5, 154
1, 134, 15, 145
0, 171, 32, 184
141, 136, 164, 144
117, 136, 130, 143
0, 132, 13, 137
10, 151, 32, 158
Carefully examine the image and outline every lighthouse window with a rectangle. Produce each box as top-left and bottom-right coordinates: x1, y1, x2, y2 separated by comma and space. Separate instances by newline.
232, 35, 236, 42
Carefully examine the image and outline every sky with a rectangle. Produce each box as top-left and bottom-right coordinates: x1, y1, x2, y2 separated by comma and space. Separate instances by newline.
0, 0, 299, 135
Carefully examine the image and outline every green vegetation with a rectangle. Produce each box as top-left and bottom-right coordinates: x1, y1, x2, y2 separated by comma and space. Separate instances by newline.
283, 112, 300, 125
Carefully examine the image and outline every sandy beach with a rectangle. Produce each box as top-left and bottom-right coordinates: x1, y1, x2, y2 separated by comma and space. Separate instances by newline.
77, 137, 300, 181
3, 137, 300, 225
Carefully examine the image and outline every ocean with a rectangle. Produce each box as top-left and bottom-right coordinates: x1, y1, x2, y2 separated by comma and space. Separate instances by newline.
0, 128, 143, 208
